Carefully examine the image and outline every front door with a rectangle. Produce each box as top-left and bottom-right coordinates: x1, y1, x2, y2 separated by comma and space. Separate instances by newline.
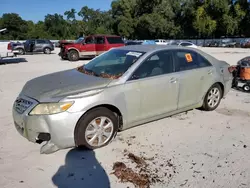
172, 50, 204, 109
125, 50, 179, 121
95, 36, 106, 55
79, 36, 96, 57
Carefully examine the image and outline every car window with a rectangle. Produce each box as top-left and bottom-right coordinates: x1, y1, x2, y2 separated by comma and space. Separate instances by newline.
130, 51, 174, 80
106, 37, 124, 44
36, 40, 46, 44
197, 54, 212, 68
85, 37, 94, 44
95, 36, 105, 44
180, 42, 192, 46
174, 50, 199, 71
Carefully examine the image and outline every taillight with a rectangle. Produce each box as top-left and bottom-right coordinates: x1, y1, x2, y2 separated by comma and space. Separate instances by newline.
7, 43, 12, 50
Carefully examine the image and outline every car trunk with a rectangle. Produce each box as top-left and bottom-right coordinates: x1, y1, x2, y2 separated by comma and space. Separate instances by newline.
218, 60, 233, 82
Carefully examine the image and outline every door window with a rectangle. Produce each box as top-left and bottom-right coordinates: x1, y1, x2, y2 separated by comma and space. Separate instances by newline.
174, 50, 199, 71
197, 54, 212, 68
95, 36, 105, 44
36, 40, 46, 44
85, 37, 94, 44
130, 51, 174, 80
180, 42, 192, 46
174, 50, 212, 71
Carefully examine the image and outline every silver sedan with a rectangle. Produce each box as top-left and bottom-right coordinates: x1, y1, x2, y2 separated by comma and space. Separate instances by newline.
12, 45, 233, 154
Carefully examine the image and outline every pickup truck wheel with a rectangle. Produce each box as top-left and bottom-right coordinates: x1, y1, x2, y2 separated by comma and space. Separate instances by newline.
44, 48, 51, 54
74, 107, 118, 150
68, 50, 79, 61
17, 48, 25, 55
201, 83, 222, 111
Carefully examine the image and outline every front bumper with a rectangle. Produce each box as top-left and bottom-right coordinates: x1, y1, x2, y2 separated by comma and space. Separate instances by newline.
12, 95, 83, 150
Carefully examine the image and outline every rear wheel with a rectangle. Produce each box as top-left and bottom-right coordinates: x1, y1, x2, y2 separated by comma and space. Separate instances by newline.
17, 48, 25, 55
74, 107, 118, 150
43, 47, 51, 54
68, 50, 79, 61
243, 84, 250, 92
201, 83, 222, 111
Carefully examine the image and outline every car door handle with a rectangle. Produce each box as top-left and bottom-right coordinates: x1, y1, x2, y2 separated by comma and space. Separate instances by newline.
170, 78, 177, 83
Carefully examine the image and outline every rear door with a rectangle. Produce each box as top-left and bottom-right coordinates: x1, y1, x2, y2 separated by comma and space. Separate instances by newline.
79, 36, 96, 57
172, 50, 205, 109
95, 36, 106, 55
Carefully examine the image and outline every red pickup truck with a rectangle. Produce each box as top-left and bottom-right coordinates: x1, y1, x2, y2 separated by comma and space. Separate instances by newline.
60, 35, 125, 61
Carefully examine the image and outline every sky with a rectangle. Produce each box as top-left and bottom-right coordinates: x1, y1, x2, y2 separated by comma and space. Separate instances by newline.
0, 0, 113, 22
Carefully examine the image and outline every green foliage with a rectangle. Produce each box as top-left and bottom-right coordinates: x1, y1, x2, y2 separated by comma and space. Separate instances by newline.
1, 0, 250, 40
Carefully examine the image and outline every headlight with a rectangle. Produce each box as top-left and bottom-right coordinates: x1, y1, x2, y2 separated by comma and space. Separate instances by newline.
29, 101, 74, 115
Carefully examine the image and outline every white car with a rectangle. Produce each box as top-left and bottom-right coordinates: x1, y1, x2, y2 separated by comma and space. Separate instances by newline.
178, 41, 198, 48
155, 39, 168, 45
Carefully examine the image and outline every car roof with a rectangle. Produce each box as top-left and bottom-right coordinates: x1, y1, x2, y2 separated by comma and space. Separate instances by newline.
118, 44, 219, 65
118, 44, 192, 52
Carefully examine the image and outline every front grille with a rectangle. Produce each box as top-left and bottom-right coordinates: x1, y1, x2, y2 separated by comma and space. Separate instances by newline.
14, 98, 33, 114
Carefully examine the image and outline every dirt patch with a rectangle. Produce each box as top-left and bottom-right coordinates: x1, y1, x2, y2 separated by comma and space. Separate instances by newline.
111, 151, 176, 188
216, 108, 250, 117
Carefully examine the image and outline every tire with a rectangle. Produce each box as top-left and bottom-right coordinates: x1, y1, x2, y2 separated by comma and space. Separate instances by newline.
243, 84, 250, 92
74, 107, 118, 150
68, 50, 79, 61
17, 48, 25, 55
43, 47, 51, 54
201, 83, 222, 111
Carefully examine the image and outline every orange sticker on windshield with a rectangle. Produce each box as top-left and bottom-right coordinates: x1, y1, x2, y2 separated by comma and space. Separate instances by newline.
185, 53, 193, 63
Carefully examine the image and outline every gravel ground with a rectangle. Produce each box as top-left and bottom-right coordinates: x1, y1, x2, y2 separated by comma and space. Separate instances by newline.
0, 47, 249, 188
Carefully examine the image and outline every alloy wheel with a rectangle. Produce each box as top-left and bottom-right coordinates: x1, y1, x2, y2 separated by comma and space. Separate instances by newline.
85, 116, 114, 147
207, 88, 221, 108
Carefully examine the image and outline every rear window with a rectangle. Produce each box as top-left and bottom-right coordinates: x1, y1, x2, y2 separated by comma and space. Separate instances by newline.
106, 37, 124, 44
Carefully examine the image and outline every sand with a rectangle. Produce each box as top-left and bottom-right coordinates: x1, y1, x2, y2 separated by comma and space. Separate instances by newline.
0, 47, 249, 188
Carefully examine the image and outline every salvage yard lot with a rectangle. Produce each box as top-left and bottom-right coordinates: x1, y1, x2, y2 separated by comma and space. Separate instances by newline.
0, 47, 250, 188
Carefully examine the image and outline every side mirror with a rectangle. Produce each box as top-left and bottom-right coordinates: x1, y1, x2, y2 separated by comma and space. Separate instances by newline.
82, 42, 86, 45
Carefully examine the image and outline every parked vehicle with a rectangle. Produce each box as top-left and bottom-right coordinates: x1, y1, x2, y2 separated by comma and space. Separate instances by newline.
8, 39, 54, 54
219, 38, 236, 47
0, 28, 19, 59
155, 39, 168, 45
7, 41, 25, 55
12, 45, 232, 153
141, 40, 156, 45
172, 41, 198, 48
240, 39, 250, 48
125, 40, 143, 46
60, 35, 125, 61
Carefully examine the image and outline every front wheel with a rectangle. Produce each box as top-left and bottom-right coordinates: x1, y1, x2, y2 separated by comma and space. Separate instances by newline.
68, 50, 79, 61
74, 107, 118, 150
243, 84, 250, 92
201, 83, 222, 111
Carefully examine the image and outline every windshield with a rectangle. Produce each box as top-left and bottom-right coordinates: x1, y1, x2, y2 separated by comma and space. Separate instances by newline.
75, 37, 84, 44
78, 49, 145, 79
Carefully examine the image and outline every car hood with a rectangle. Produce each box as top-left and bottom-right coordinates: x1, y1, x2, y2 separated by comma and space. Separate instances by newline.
20, 69, 112, 102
